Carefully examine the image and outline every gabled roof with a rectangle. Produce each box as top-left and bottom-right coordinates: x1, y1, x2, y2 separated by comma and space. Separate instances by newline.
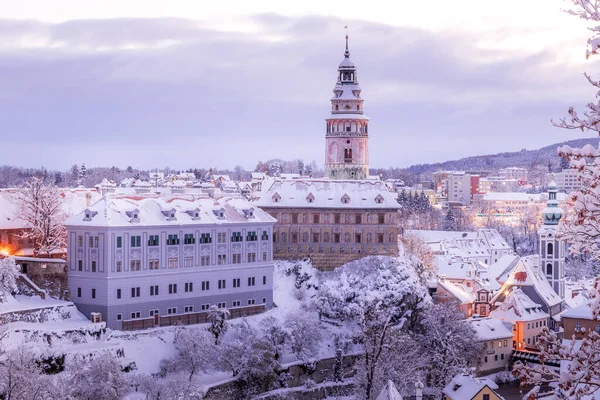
466, 316, 513, 341
438, 280, 476, 305
442, 374, 502, 400
490, 288, 549, 322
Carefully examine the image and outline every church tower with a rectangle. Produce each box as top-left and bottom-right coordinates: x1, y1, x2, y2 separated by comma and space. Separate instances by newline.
539, 181, 565, 299
325, 34, 369, 180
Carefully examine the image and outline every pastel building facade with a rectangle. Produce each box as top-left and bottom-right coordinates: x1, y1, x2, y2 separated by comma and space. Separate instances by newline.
65, 194, 276, 330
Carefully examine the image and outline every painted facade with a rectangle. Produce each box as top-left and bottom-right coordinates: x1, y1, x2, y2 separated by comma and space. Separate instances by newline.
65, 194, 275, 330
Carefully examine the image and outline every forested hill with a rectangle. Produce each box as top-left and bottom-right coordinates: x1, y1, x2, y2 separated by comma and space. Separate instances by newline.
403, 137, 599, 176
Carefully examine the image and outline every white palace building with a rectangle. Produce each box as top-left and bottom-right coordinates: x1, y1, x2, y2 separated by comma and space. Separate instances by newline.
65, 193, 275, 330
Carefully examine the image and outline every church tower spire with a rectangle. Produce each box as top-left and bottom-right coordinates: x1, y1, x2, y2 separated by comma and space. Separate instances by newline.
539, 180, 565, 299
325, 32, 369, 180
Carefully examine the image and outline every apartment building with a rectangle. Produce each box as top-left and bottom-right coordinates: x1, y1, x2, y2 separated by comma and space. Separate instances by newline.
65, 194, 275, 330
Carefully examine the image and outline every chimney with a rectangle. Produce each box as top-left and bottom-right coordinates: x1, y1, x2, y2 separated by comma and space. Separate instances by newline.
415, 381, 423, 400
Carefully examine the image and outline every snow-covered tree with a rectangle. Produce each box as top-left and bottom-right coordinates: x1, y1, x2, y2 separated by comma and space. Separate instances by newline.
442, 207, 458, 231
133, 373, 204, 400
66, 353, 130, 400
0, 257, 19, 303
259, 315, 289, 361
284, 310, 322, 362
173, 328, 216, 380
218, 321, 257, 377
15, 177, 67, 257
234, 337, 280, 398
0, 345, 46, 400
418, 303, 484, 394
318, 256, 429, 400
207, 305, 230, 345
400, 232, 437, 284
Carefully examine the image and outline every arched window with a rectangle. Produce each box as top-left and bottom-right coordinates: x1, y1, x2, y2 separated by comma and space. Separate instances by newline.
335, 105, 339, 111
546, 263, 552, 276
344, 232, 350, 242
547, 242, 553, 256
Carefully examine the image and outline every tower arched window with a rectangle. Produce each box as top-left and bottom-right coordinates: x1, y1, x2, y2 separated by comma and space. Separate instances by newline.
546, 263, 552, 276
547, 242, 553, 256
335, 105, 339, 111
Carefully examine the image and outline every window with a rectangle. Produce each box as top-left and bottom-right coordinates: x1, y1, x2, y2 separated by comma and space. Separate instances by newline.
378, 234, 384, 243
167, 234, 180, 245
218, 254, 227, 265
202, 281, 210, 291
218, 279, 226, 289
78, 260, 83, 271
313, 233, 319, 243
91, 261, 97, 272
185, 282, 194, 292
130, 260, 141, 271
117, 288, 121, 299
231, 232, 242, 242
131, 311, 141, 319
184, 233, 195, 245
546, 263, 552, 276
248, 299, 256, 305
292, 214, 299, 224
490, 341, 494, 349
168, 257, 178, 268
150, 285, 159, 296
201, 255, 210, 266
576, 322, 582, 332
184, 306, 194, 313
247, 252, 256, 263
261, 231, 269, 241
263, 297, 267, 304
263, 251, 267, 261
116, 237, 122, 248
116, 261, 122, 272
217, 232, 227, 243
323, 232, 330, 242
527, 323, 531, 330
501, 354, 505, 360
378, 214, 385, 224
184, 256, 193, 267
355, 234, 362, 243
263, 276, 267, 285
167, 307, 177, 315
232, 253, 241, 264
355, 214, 362, 224
150, 309, 159, 316
148, 235, 159, 246
89, 236, 94, 248
199, 233, 211, 244
596, 324, 600, 334
116, 314, 122, 321
498, 340, 502, 348
484, 356, 488, 363
94, 237, 99, 248
201, 304, 210, 311
246, 231, 257, 241
547, 242, 553, 256
168, 284, 178, 294
233, 278, 240, 288
131, 287, 141, 298
232, 300, 241, 307
131, 236, 141, 247
483, 395, 490, 400
248, 277, 256, 286
149, 259, 159, 270
217, 302, 226, 308
291, 233, 298, 243
91, 288, 96, 299
334, 213, 341, 224
313, 214, 319, 224
494, 355, 498, 361
78, 236, 83, 247
77, 287, 81, 297
334, 233, 341, 243
503, 339, 507, 347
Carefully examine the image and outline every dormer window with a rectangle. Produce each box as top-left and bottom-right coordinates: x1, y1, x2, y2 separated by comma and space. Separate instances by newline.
213, 208, 225, 219
341, 194, 350, 204
306, 193, 315, 204
162, 209, 177, 221
126, 209, 140, 223
375, 194, 384, 204
272, 193, 281, 203
83, 209, 98, 221
242, 208, 255, 219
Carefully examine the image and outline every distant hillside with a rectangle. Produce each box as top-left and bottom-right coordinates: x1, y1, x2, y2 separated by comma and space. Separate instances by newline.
403, 137, 599, 177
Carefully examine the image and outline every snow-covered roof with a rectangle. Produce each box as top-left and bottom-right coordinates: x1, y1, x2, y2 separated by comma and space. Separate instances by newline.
466, 316, 513, 341
561, 302, 594, 320
254, 179, 400, 210
0, 188, 101, 230
488, 254, 520, 283
438, 280, 476, 304
491, 288, 550, 322
442, 374, 501, 400
376, 380, 403, 400
436, 256, 480, 281
64, 194, 276, 227
492, 255, 563, 309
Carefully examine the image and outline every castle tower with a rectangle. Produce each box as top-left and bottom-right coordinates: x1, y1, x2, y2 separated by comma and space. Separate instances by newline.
539, 181, 565, 299
325, 34, 369, 180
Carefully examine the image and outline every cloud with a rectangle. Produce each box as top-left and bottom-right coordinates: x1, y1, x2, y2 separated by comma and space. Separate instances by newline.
0, 14, 594, 171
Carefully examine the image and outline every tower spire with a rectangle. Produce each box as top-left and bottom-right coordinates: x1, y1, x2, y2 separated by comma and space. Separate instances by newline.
344, 25, 350, 58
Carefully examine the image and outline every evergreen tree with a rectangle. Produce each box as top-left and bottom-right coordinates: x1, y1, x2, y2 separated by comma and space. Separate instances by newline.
443, 207, 458, 231
398, 189, 408, 207
79, 163, 86, 180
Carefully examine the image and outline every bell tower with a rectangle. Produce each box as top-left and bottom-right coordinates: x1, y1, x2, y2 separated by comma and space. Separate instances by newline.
325, 33, 369, 180
539, 181, 565, 299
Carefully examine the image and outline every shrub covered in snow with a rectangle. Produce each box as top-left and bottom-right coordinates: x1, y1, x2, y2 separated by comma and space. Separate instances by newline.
0, 257, 19, 303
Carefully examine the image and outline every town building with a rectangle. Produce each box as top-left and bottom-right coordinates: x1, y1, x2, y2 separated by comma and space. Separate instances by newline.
561, 302, 600, 338
442, 374, 504, 400
254, 179, 400, 270
447, 172, 473, 205
325, 35, 370, 180
498, 167, 528, 182
550, 168, 582, 192
477, 177, 520, 194
65, 193, 275, 330
538, 181, 566, 299
490, 288, 549, 351
466, 316, 514, 375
